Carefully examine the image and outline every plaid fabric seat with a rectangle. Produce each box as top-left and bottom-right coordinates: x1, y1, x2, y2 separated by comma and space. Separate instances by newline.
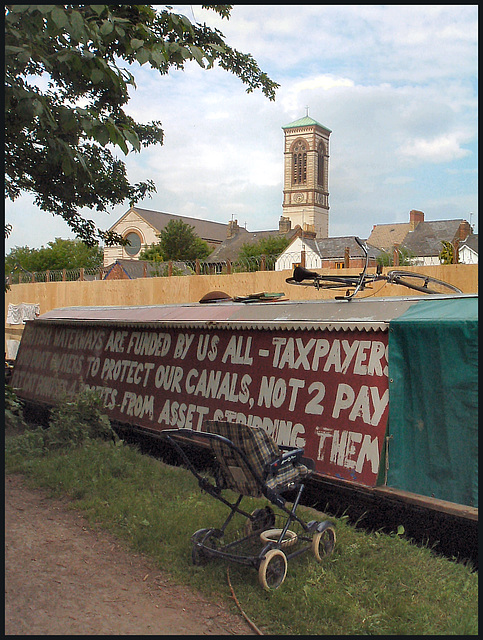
204, 420, 311, 497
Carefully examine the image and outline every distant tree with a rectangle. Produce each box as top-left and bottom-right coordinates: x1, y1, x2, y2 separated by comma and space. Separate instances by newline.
139, 243, 165, 262
141, 220, 212, 262
5, 238, 103, 275
439, 240, 455, 265
376, 245, 415, 267
5, 5, 278, 245
238, 235, 291, 271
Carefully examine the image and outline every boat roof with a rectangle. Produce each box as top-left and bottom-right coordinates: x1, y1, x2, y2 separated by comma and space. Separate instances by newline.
32, 294, 476, 333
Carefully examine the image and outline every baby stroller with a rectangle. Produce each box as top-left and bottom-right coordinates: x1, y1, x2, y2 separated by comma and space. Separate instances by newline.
162, 420, 336, 590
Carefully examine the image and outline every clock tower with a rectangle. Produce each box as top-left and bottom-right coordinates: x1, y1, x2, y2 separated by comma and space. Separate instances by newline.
282, 115, 331, 238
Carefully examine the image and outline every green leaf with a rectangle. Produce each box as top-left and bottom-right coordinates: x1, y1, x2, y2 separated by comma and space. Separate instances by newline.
70, 10, 87, 41
94, 126, 110, 147
31, 99, 43, 117
100, 20, 114, 36
51, 6, 68, 29
179, 46, 192, 60
4, 46, 25, 55
90, 6, 106, 17
91, 68, 104, 84
123, 129, 141, 152
62, 156, 74, 176
131, 38, 144, 50
149, 49, 166, 66
135, 48, 150, 65
189, 45, 204, 66
17, 49, 32, 65
37, 6, 56, 14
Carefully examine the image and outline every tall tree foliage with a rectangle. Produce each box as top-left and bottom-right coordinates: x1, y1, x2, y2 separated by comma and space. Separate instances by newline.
5, 238, 104, 275
141, 219, 212, 261
5, 5, 278, 245
238, 235, 291, 271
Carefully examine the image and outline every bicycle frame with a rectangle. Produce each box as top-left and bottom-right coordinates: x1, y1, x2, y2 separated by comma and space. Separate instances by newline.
286, 237, 462, 300
288, 237, 373, 302
334, 236, 370, 301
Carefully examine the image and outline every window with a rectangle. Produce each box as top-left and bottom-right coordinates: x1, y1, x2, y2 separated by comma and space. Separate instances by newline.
317, 142, 326, 188
335, 262, 345, 269
292, 140, 307, 185
124, 232, 142, 256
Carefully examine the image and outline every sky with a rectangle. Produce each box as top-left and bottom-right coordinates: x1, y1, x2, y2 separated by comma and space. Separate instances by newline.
4, 4, 478, 253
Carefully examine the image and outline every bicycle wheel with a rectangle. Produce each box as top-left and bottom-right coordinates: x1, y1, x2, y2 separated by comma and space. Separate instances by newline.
387, 271, 462, 295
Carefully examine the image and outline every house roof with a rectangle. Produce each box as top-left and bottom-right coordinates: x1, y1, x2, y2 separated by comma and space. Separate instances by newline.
402, 220, 471, 257
110, 207, 229, 244
205, 227, 301, 263
300, 236, 381, 260
367, 222, 411, 250
367, 218, 473, 257
459, 234, 478, 253
317, 236, 380, 259
281, 116, 332, 133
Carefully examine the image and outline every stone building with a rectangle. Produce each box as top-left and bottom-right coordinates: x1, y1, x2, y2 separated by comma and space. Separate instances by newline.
281, 115, 331, 238
103, 207, 229, 267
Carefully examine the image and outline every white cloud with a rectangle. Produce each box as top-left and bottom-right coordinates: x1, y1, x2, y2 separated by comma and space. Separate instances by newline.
5, 5, 478, 252
398, 133, 473, 164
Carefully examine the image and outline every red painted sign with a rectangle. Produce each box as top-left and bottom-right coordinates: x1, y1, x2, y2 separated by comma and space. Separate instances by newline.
13, 322, 389, 486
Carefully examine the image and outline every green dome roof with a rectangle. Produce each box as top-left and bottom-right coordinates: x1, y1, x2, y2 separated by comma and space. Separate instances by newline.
282, 116, 331, 133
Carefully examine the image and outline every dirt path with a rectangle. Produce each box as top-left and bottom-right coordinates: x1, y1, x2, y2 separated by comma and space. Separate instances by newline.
4, 474, 255, 636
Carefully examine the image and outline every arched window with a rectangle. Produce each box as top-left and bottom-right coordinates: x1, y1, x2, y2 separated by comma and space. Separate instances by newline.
292, 140, 307, 185
317, 141, 326, 188
124, 231, 142, 256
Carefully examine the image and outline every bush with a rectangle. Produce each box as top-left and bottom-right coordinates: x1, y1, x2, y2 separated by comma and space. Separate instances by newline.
5, 384, 29, 433
5, 387, 118, 457
45, 390, 118, 450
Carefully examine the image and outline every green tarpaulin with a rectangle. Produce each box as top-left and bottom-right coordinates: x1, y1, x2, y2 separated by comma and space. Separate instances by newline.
387, 297, 478, 507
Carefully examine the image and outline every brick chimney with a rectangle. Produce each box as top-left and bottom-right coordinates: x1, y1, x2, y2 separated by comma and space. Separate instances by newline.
227, 219, 240, 239
279, 216, 291, 234
409, 210, 424, 231
455, 220, 471, 241
302, 223, 316, 239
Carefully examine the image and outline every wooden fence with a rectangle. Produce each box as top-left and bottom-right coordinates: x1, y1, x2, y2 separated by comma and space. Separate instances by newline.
5, 263, 478, 355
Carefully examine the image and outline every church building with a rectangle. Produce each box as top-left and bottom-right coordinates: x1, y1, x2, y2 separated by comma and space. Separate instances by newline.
103, 114, 332, 267
281, 115, 331, 238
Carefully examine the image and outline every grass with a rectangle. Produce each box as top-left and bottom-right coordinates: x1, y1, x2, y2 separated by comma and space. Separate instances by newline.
5, 434, 478, 636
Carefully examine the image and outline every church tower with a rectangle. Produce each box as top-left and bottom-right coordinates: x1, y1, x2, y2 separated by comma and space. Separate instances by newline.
282, 115, 331, 238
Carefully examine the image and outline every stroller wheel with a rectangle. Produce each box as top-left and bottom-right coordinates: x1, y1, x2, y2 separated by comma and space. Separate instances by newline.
191, 528, 221, 566
244, 506, 275, 536
258, 549, 287, 591
260, 528, 298, 549
312, 523, 336, 562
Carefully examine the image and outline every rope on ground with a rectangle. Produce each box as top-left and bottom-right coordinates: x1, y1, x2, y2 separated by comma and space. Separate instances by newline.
226, 568, 264, 635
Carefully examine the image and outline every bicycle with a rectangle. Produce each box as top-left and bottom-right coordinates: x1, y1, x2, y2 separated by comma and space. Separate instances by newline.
285, 237, 462, 301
